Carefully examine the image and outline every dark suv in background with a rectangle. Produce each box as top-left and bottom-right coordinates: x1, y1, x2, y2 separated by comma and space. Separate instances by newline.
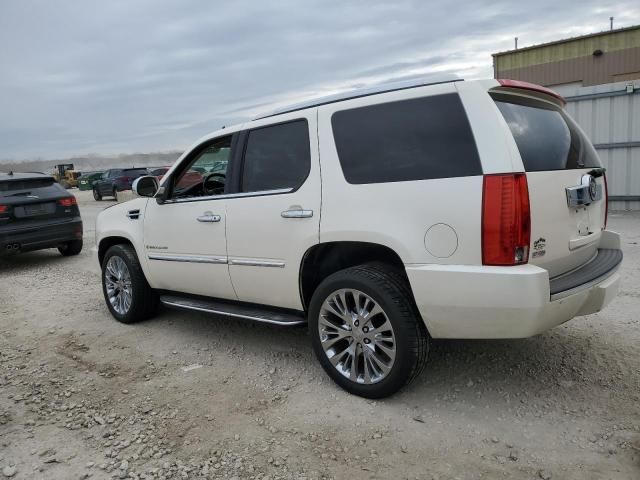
0, 172, 83, 257
93, 168, 149, 201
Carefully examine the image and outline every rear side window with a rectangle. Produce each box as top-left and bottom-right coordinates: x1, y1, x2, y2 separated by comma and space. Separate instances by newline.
331, 93, 482, 184
241, 120, 310, 192
492, 93, 601, 171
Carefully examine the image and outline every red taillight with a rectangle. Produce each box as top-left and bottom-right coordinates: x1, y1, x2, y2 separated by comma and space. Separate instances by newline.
0, 205, 8, 213
603, 173, 609, 229
482, 173, 531, 266
58, 197, 77, 207
497, 79, 566, 106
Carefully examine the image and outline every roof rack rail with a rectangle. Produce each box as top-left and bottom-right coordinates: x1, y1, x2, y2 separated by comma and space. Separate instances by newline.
254, 75, 463, 120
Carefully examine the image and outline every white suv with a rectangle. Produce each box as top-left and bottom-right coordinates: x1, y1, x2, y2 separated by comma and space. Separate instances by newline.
96, 78, 622, 398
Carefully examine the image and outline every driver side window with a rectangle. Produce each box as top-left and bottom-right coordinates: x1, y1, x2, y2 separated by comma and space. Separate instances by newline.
171, 136, 231, 199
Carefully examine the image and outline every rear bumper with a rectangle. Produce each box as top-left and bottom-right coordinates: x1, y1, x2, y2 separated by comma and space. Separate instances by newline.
405, 230, 622, 339
0, 217, 83, 256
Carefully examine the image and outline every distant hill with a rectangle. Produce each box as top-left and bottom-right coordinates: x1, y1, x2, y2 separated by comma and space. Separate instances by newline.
0, 151, 183, 174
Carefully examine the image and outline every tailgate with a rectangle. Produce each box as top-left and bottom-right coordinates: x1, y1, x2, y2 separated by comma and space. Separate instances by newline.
492, 91, 607, 277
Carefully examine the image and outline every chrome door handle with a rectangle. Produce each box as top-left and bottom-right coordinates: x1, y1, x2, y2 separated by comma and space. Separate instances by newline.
281, 209, 313, 219
197, 213, 221, 223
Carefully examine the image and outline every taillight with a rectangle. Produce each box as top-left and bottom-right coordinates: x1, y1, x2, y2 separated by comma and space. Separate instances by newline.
482, 173, 531, 266
603, 173, 609, 229
0, 205, 8, 214
58, 197, 77, 207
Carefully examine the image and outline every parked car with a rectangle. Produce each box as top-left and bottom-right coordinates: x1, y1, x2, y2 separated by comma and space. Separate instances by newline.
1, 172, 83, 257
96, 78, 622, 398
150, 166, 202, 188
78, 171, 105, 191
92, 168, 149, 201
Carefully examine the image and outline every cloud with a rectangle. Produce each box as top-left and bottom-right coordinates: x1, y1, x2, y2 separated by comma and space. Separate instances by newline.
0, 0, 637, 161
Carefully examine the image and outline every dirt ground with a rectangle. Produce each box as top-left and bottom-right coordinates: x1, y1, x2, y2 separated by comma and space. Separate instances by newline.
1, 190, 639, 480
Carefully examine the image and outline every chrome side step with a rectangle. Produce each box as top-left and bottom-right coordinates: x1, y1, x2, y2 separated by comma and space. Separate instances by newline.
159, 294, 307, 326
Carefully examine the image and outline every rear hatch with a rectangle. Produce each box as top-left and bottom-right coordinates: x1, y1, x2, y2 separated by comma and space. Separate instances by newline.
491, 91, 607, 277
0, 176, 79, 228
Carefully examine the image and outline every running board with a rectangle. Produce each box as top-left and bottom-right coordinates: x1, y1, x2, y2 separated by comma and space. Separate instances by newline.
159, 294, 307, 326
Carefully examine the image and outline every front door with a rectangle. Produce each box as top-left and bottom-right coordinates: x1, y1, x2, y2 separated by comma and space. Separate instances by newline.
225, 113, 320, 310
142, 135, 236, 299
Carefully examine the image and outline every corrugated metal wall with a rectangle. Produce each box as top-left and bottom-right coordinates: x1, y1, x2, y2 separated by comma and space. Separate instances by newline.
553, 80, 640, 210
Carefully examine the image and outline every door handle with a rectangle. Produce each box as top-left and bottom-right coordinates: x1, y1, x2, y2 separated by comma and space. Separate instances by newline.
197, 213, 221, 223
281, 209, 313, 219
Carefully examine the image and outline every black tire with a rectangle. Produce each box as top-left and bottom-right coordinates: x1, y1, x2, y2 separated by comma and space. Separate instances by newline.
93, 188, 102, 201
309, 262, 429, 399
58, 239, 83, 256
112, 188, 118, 201
101, 244, 158, 324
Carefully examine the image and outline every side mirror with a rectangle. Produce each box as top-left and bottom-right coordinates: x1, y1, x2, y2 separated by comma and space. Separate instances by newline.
133, 176, 159, 197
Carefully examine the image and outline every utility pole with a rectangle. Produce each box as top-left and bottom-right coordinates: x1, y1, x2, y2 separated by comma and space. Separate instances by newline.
610, 17, 614, 31
515, 37, 518, 49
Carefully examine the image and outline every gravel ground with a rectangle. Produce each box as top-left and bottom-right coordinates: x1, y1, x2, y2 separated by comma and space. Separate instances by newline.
1, 190, 639, 480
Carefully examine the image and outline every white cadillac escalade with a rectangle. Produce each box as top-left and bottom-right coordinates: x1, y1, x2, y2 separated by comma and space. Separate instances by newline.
96, 78, 622, 398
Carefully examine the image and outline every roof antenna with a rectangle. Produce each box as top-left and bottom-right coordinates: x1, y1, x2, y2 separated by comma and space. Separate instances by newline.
610, 16, 614, 30
514, 37, 518, 49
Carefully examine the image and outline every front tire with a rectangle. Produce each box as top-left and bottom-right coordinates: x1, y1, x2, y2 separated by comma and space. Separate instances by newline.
93, 188, 102, 201
102, 244, 158, 324
58, 239, 83, 256
309, 263, 429, 398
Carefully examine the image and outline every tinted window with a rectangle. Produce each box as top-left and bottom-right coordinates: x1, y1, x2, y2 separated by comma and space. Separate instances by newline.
331, 94, 481, 184
123, 168, 149, 176
492, 93, 601, 171
0, 177, 54, 192
241, 120, 310, 192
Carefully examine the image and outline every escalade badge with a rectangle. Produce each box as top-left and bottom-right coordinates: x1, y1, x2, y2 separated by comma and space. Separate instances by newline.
532, 237, 546, 258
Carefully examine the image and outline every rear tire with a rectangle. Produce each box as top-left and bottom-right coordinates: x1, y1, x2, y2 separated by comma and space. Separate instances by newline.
102, 244, 158, 324
93, 188, 102, 201
58, 239, 83, 256
309, 262, 429, 398
113, 188, 118, 201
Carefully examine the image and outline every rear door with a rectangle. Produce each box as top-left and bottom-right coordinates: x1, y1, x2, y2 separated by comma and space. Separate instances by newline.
491, 91, 606, 277
225, 113, 320, 310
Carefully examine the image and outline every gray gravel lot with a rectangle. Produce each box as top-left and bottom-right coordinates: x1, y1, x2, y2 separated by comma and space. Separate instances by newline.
1, 190, 639, 480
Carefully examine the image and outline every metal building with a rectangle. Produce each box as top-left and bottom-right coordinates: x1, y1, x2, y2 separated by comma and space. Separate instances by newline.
492, 25, 640, 210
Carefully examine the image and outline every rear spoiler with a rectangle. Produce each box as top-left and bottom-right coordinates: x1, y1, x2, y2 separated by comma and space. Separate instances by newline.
495, 79, 566, 106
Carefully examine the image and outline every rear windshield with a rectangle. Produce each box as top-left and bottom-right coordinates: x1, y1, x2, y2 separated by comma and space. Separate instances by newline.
0, 177, 55, 193
123, 169, 149, 176
492, 93, 601, 171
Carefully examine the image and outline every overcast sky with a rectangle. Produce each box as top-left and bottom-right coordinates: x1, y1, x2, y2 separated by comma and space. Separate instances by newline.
1, 1, 638, 162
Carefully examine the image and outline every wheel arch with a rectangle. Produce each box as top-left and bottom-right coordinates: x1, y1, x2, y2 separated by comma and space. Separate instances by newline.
299, 241, 410, 311
98, 236, 135, 266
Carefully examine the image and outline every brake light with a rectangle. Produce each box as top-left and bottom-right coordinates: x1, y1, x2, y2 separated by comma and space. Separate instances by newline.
0, 205, 8, 213
603, 173, 609, 229
497, 79, 566, 106
58, 197, 77, 207
482, 173, 531, 266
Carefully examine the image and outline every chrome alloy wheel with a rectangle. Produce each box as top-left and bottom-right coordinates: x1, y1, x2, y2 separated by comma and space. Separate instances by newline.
318, 289, 396, 384
105, 256, 133, 315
